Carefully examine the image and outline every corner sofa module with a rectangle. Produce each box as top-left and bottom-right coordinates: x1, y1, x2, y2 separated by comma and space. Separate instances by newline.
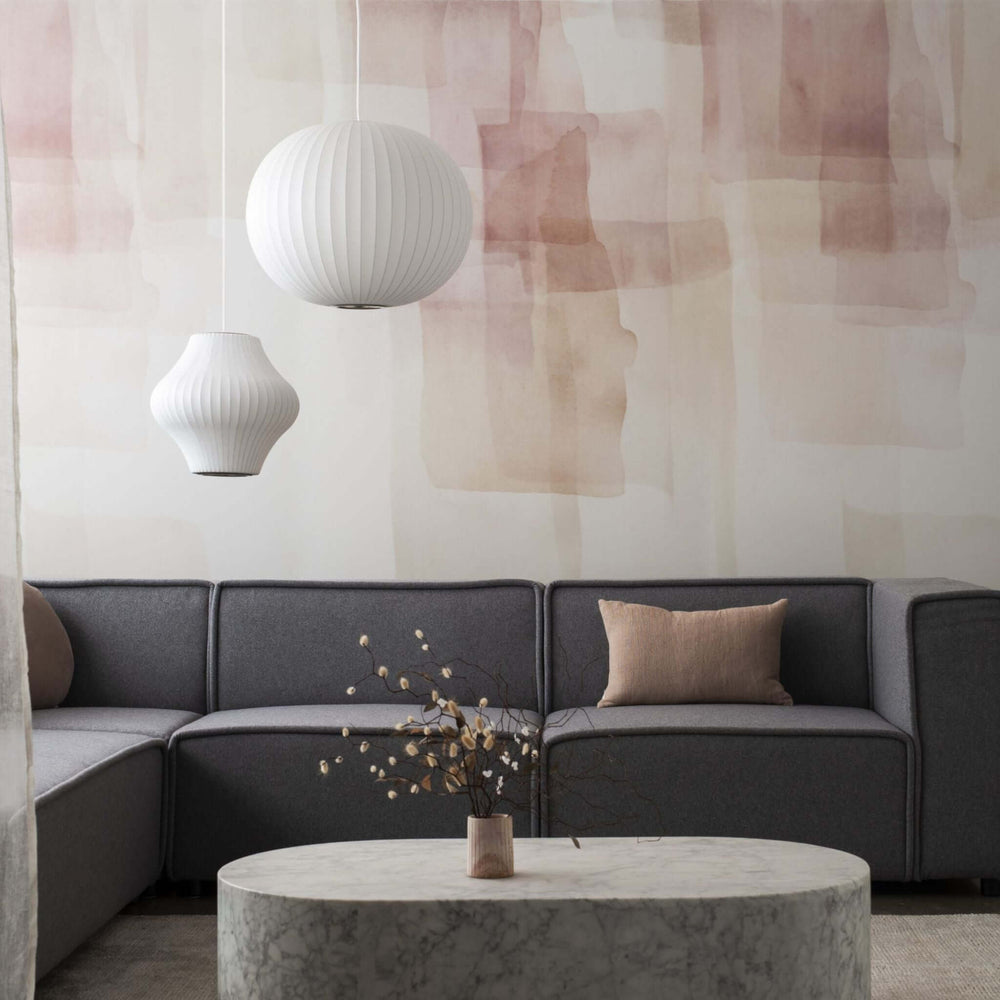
29, 579, 212, 979
32, 730, 165, 978
543, 577, 1000, 887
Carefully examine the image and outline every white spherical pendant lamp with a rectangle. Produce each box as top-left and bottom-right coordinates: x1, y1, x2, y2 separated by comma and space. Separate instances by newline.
151, 333, 299, 477
246, 120, 472, 309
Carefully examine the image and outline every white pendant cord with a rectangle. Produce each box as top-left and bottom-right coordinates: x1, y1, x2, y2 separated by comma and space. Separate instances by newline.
221, 0, 228, 329
355, 0, 362, 121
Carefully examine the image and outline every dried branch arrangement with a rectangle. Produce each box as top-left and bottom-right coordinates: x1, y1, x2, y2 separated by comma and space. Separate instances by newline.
319, 627, 666, 834
320, 629, 538, 819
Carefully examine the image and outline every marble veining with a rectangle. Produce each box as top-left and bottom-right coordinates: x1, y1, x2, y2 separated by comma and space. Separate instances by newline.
218, 837, 870, 1000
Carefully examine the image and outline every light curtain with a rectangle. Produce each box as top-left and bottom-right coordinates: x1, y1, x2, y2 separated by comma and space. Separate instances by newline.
0, 87, 37, 997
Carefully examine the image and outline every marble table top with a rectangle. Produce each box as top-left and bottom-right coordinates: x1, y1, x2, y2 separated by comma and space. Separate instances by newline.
218, 835, 870, 903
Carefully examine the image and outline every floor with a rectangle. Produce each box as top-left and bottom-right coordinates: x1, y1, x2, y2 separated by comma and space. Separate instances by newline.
871, 879, 1000, 916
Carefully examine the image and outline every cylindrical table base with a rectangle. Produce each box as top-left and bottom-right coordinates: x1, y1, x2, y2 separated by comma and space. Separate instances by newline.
219, 875, 869, 999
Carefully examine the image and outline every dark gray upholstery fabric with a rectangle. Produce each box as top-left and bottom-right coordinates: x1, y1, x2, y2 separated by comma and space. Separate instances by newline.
33, 731, 164, 978
210, 581, 542, 713
168, 704, 540, 880
30, 581, 212, 713
542, 722, 910, 880
545, 579, 872, 711
872, 578, 1000, 879
32, 707, 199, 741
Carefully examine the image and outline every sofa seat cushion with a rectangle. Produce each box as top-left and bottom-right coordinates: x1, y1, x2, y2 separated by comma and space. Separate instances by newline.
169, 704, 542, 881
32, 730, 165, 977
33, 729, 164, 802
33, 707, 200, 742
541, 704, 912, 881
172, 703, 542, 741
543, 704, 907, 742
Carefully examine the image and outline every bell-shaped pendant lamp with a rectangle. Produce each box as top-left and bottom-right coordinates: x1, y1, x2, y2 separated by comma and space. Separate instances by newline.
244, 0, 472, 309
151, 333, 299, 476
152, 0, 299, 477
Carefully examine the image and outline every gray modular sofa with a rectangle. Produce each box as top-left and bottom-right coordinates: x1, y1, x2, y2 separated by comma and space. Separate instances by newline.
28, 576, 1000, 979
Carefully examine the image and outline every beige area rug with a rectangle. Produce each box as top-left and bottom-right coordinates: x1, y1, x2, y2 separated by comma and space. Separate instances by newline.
36, 913, 1000, 999
872, 914, 1000, 999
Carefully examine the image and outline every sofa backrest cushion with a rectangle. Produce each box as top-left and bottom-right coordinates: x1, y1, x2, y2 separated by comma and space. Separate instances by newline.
546, 579, 871, 711
211, 581, 543, 713
30, 581, 212, 713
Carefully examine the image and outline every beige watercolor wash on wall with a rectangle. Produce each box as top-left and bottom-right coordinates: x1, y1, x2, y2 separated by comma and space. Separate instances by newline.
2, 0, 999, 585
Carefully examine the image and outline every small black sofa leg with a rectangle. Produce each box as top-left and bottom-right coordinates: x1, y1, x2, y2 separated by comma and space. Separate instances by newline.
982, 878, 1000, 897
179, 879, 210, 899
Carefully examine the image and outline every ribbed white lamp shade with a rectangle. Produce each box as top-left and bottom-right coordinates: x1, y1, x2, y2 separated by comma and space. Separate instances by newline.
150, 333, 299, 476
245, 121, 472, 308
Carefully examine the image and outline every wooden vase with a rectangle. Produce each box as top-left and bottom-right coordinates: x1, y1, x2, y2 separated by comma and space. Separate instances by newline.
467, 814, 515, 878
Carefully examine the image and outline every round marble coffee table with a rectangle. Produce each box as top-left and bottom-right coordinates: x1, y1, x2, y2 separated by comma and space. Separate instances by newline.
218, 836, 870, 1000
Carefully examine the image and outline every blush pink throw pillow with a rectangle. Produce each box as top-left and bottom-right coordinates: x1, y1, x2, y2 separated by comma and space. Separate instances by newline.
597, 598, 792, 707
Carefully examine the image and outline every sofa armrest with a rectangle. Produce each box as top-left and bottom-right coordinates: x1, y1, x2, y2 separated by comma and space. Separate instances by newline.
872, 578, 1000, 879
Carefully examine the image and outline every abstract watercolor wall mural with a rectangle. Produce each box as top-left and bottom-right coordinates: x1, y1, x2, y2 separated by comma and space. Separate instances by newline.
1, 0, 998, 585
